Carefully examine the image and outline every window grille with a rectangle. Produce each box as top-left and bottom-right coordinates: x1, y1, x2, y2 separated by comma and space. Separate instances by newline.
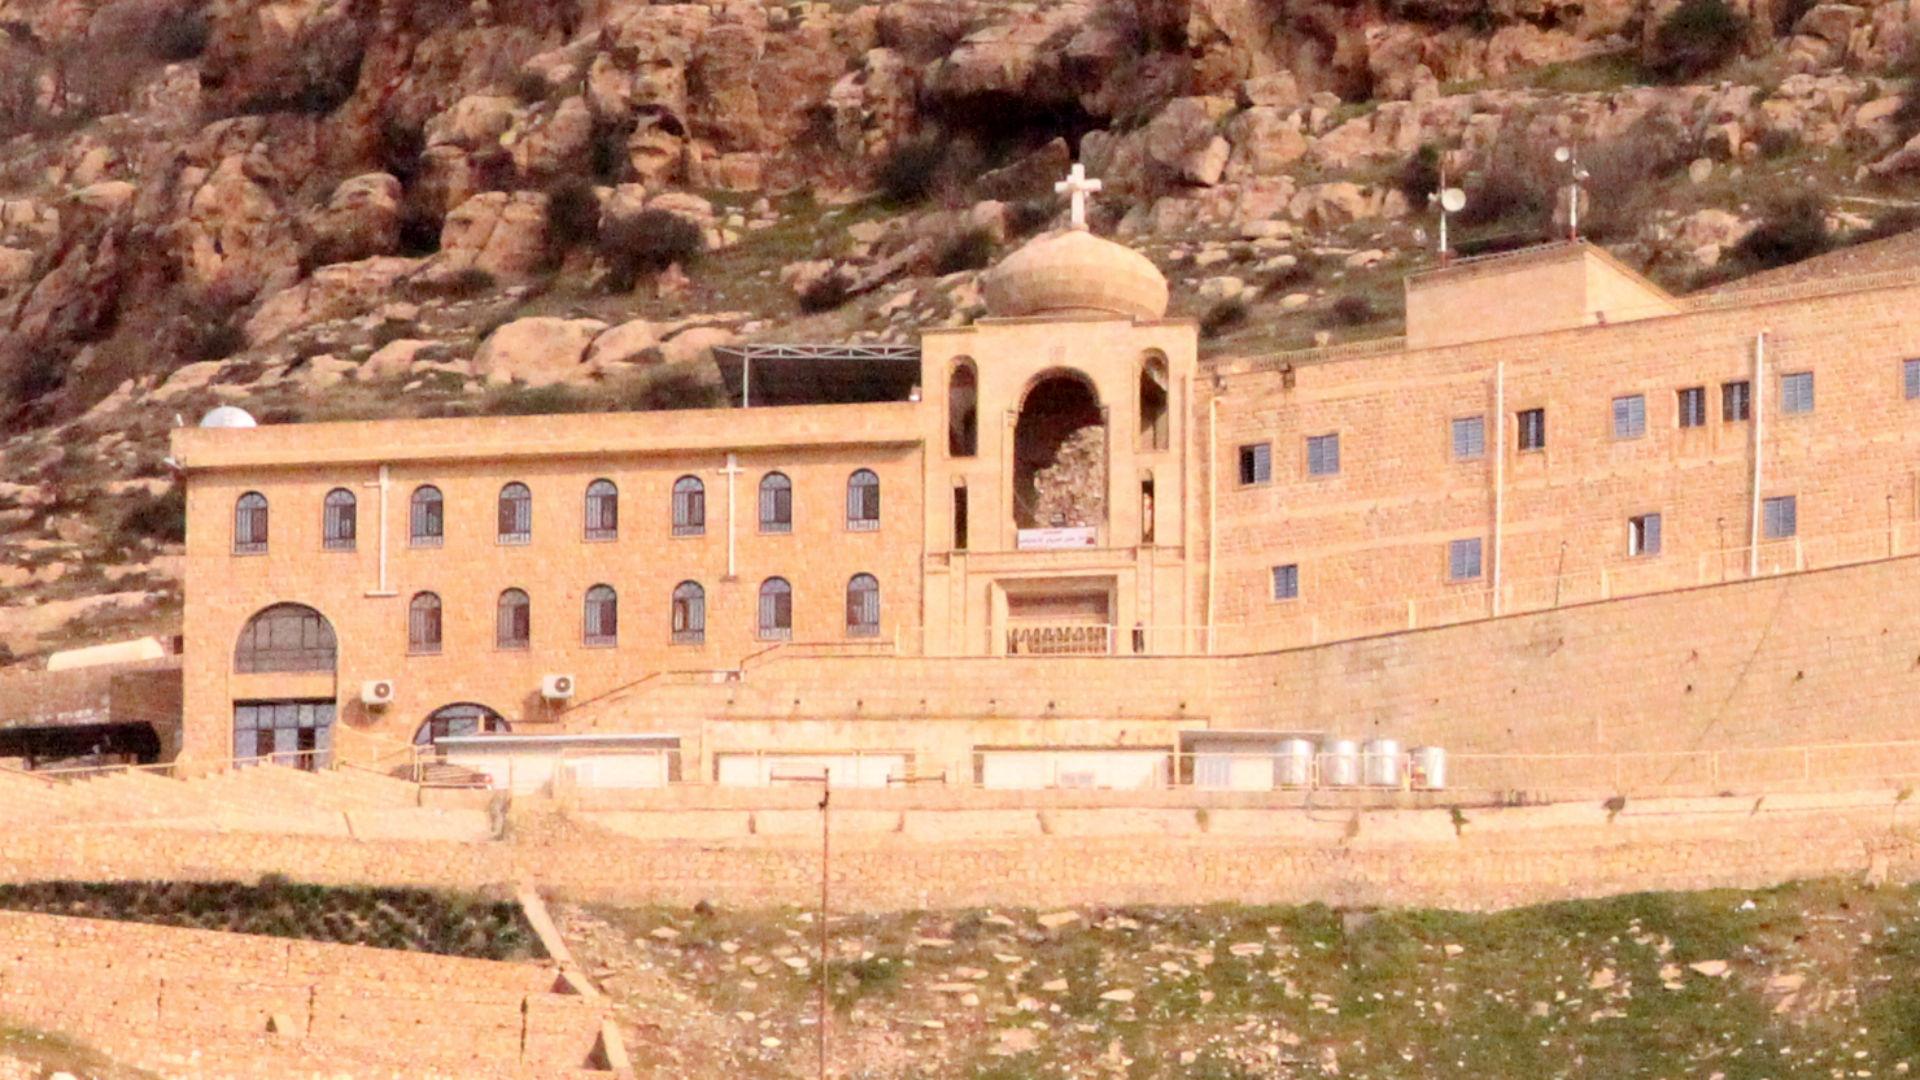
498, 483, 532, 544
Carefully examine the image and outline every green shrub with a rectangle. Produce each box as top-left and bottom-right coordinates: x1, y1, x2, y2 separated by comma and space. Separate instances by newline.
510, 70, 552, 105
115, 487, 186, 547
1397, 143, 1442, 206
1200, 298, 1249, 339
934, 227, 996, 274
545, 177, 602, 253
797, 273, 853, 313
150, 10, 211, 62
1730, 195, 1833, 271
617, 367, 726, 411
601, 209, 705, 292
1648, 0, 1749, 80
1325, 294, 1377, 328
878, 139, 949, 206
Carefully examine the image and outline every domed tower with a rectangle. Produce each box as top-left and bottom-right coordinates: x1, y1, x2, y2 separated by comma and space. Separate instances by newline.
916, 168, 1201, 657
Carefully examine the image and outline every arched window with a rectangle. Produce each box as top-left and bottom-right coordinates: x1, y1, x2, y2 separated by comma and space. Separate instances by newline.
759, 473, 792, 534
408, 592, 443, 654
323, 488, 357, 552
672, 476, 705, 537
671, 581, 705, 645
234, 492, 269, 554
846, 470, 880, 531
498, 482, 532, 544
757, 577, 793, 641
497, 588, 531, 649
413, 703, 509, 746
234, 603, 335, 673
846, 574, 880, 637
1140, 352, 1169, 451
584, 584, 618, 646
410, 485, 444, 547
949, 359, 978, 457
585, 479, 618, 541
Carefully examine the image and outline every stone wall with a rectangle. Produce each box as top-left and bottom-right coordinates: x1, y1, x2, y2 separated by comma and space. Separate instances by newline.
0, 909, 606, 1077
3, 791, 1916, 914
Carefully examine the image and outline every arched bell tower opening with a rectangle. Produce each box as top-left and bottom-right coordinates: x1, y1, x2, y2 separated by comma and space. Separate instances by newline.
1013, 371, 1105, 530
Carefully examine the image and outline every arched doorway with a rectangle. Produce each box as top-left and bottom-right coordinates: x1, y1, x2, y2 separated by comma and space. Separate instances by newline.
1013, 371, 1106, 530
232, 603, 338, 770
414, 703, 511, 746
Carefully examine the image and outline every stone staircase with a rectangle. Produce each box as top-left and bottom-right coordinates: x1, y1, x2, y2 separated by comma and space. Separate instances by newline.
0, 909, 616, 1079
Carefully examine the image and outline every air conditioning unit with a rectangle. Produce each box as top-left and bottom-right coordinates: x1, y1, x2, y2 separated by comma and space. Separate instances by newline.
361, 679, 396, 708
541, 673, 576, 701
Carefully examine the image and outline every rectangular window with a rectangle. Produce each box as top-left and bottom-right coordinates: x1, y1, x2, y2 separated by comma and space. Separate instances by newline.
1629, 513, 1662, 557
1905, 359, 1920, 400
1763, 495, 1797, 539
1305, 433, 1340, 477
1677, 387, 1706, 428
1612, 394, 1647, 439
1140, 477, 1155, 544
1448, 538, 1483, 582
1516, 408, 1546, 452
953, 486, 969, 551
1451, 416, 1485, 461
1271, 564, 1299, 601
1238, 442, 1271, 485
1781, 371, 1814, 415
1723, 379, 1751, 422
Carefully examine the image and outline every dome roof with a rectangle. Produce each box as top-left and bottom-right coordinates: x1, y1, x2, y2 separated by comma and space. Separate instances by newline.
982, 229, 1169, 321
198, 406, 257, 429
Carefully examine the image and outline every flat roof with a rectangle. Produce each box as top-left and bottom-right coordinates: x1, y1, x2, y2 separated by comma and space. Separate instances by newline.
172, 400, 925, 471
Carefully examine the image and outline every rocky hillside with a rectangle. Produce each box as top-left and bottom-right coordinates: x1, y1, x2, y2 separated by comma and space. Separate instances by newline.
1, 0, 1917, 665
564, 878, 1920, 1078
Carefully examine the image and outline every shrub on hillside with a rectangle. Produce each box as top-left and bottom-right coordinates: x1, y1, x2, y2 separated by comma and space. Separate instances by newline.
616, 367, 726, 411
1648, 0, 1749, 80
1324, 293, 1377, 328
934, 227, 996, 275
114, 487, 186, 548
798, 273, 853, 313
545, 177, 601, 252
600, 209, 704, 292
1397, 143, 1442, 206
1729, 195, 1833, 270
150, 9, 210, 62
1200, 298, 1248, 339
878, 139, 950, 206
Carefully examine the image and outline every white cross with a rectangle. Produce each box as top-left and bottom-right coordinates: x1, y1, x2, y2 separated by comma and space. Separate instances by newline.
1055, 163, 1103, 231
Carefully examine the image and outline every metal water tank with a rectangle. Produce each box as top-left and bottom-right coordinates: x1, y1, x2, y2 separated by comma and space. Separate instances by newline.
1321, 738, 1360, 787
1276, 737, 1316, 788
1362, 738, 1403, 787
1410, 745, 1448, 791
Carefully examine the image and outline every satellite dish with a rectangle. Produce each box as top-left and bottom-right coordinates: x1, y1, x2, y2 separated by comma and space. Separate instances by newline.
1439, 187, 1467, 213
198, 406, 257, 429
1554, 146, 1572, 163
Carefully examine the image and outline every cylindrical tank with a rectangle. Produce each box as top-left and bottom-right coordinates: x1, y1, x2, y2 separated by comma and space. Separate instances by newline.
1362, 738, 1403, 787
1320, 738, 1360, 787
1275, 737, 1316, 788
1410, 745, 1448, 791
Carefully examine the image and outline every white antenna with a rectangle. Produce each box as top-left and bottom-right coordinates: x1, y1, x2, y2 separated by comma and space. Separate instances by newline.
1554, 146, 1590, 241
1429, 167, 1466, 265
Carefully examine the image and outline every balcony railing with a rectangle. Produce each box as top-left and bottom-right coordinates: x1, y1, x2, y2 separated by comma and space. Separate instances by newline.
1005, 624, 1113, 656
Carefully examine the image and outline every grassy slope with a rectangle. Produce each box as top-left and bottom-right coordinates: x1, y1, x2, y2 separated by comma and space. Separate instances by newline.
570, 877, 1920, 1078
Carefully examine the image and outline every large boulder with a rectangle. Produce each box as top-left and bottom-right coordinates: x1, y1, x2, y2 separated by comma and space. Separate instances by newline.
1226, 107, 1309, 178
437, 192, 552, 280
473, 317, 609, 386
171, 155, 302, 303
507, 96, 594, 183
244, 257, 421, 345
584, 320, 663, 372
305, 173, 402, 265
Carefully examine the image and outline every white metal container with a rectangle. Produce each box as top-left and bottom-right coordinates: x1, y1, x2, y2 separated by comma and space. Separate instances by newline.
1410, 745, 1448, 790
1276, 738, 1316, 788
1362, 738, 1403, 787
1320, 738, 1360, 787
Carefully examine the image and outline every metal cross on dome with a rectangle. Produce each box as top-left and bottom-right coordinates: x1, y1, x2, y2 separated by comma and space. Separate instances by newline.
1055, 163, 1103, 230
